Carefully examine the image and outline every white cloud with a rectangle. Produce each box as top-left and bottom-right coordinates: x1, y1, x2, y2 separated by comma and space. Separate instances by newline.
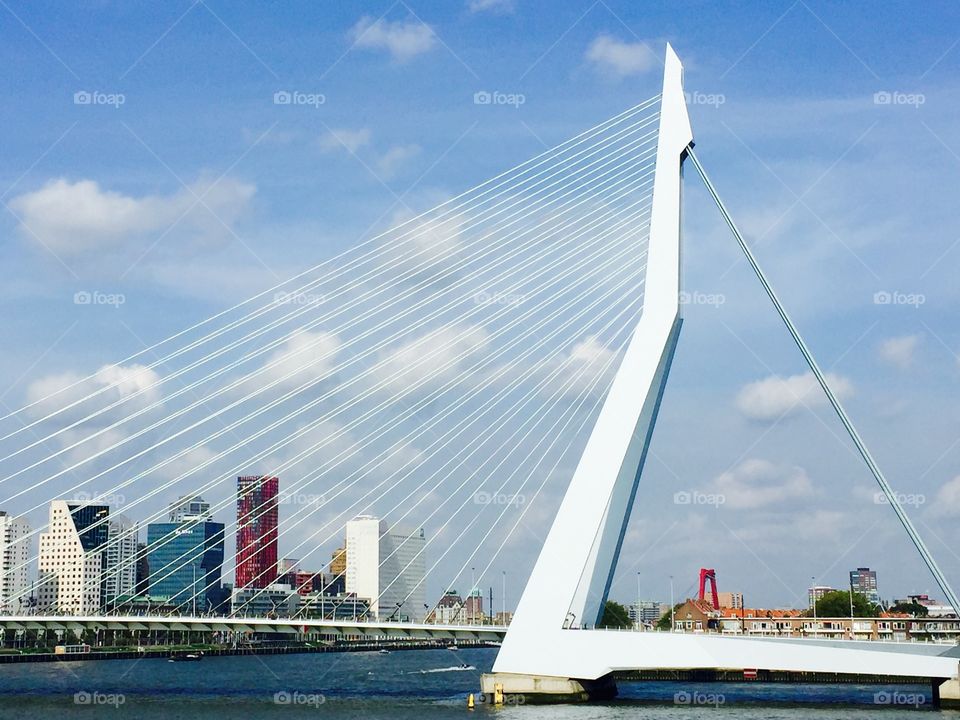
933, 476, 960, 517
735, 371, 853, 422
713, 458, 816, 509
377, 144, 421, 178
467, 0, 514, 13
256, 330, 342, 390
26, 363, 163, 429
373, 324, 491, 396
379, 208, 465, 286
349, 16, 436, 62
878, 334, 921, 370
549, 336, 618, 396
318, 128, 372, 154
10, 176, 255, 258
584, 34, 657, 79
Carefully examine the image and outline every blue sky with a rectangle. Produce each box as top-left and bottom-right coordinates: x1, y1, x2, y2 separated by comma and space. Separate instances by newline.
2, 0, 960, 611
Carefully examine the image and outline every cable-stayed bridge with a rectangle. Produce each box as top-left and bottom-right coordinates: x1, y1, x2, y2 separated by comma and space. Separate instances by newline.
0, 44, 957, 705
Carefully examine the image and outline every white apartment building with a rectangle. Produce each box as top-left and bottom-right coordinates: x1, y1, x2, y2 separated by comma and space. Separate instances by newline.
0, 512, 30, 614
37, 501, 108, 614
345, 515, 426, 622
103, 515, 138, 606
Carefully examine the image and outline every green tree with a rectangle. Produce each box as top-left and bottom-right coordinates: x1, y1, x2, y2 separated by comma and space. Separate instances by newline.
889, 601, 928, 617
598, 600, 632, 629
656, 603, 682, 631
811, 590, 879, 618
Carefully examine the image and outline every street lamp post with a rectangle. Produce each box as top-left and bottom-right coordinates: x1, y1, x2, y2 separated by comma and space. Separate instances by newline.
636, 572, 641, 631
669, 575, 675, 632
812, 576, 818, 639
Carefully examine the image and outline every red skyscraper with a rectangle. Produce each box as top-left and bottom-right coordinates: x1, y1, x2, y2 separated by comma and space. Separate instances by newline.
236, 475, 279, 588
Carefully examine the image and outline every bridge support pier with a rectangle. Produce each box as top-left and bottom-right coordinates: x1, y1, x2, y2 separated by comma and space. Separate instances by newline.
479, 673, 617, 704
935, 668, 960, 709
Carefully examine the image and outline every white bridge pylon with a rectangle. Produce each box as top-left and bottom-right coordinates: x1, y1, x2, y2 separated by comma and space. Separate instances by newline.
487, 44, 960, 695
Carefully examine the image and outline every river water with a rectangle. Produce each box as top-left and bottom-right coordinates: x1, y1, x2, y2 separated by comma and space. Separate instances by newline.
0, 647, 949, 718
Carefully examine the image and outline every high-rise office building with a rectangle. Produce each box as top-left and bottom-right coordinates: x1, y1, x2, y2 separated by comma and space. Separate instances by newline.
37, 501, 109, 614
717, 591, 744, 610
850, 567, 880, 605
327, 546, 346, 594
236, 476, 279, 589
345, 515, 425, 621
0, 512, 30, 614
169, 496, 211, 523
147, 496, 225, 614
103, 515, 138, 608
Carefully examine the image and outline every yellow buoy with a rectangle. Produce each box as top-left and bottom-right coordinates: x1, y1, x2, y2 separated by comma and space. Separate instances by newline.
467, 693, 475, 709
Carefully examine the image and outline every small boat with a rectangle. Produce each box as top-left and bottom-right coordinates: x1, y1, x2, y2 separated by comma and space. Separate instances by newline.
168, 650, 204, 662
447, 645, 459, 651
378, 649, 391, 655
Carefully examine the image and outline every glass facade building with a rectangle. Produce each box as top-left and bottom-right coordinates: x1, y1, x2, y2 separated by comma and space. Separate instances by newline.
236, 476, 279, 589
146, 520, 225, 613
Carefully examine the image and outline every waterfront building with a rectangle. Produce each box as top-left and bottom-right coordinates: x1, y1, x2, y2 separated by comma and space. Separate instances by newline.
464, 588, 484, 623
327, 547, 346, 594
236, 476, 279, 588
717, 591, 743, 610
299, 591, 371, 620
850, 567, 880, 605
134, 542, 150, 596
345, 516, 426, 621
808, 584, 836, 608
0, 512, 30, 614
629, 600, 663, 627
37, 501, 109, 614
103, 515, 138, 609
426, 589, 465, 624
231, 583, 299, 617
146, 504, 225, 613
